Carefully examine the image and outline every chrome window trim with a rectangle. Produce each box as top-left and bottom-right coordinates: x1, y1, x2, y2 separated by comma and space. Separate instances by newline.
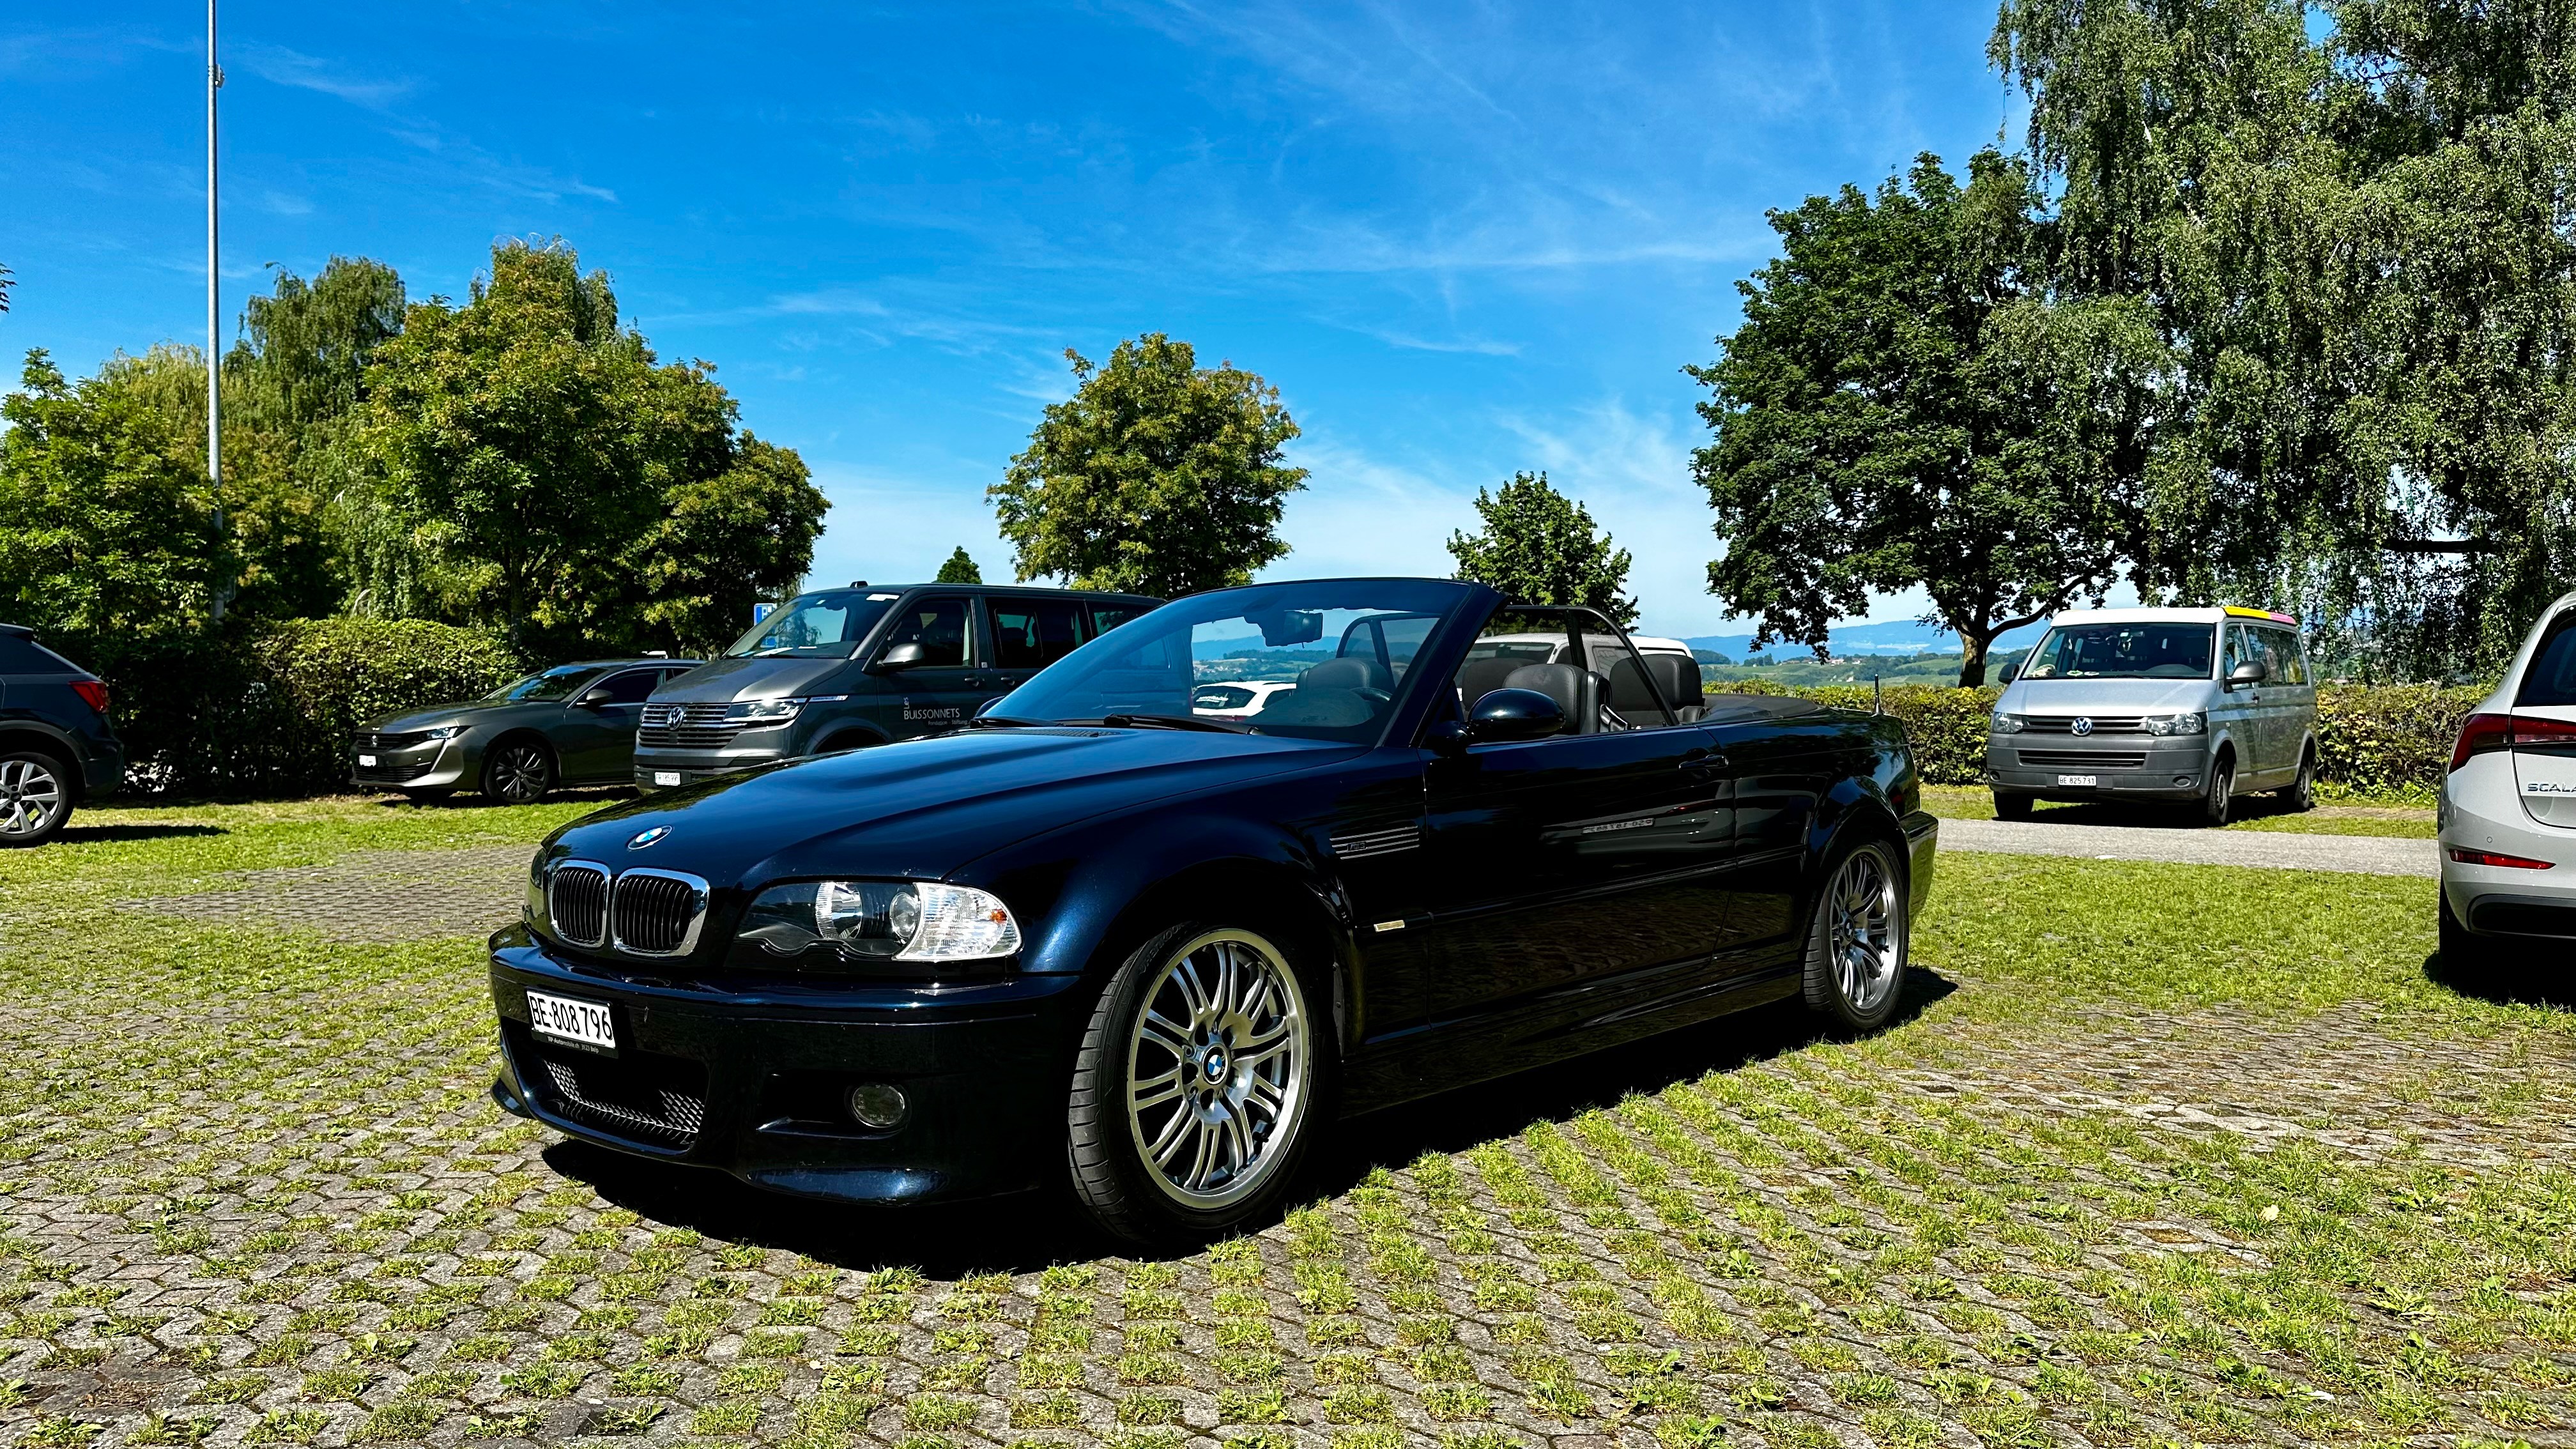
546, 859, 613, 949
611, 867, 711, 957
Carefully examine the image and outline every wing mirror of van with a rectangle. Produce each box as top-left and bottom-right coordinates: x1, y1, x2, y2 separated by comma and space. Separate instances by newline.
872, 641, 928, 672
1997, 661, 2018, 684
2227, 660, 2268, 687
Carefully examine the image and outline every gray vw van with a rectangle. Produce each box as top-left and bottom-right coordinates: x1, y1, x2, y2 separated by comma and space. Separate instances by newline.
1986, 606, 2318, 826
632, 582, 1162, 790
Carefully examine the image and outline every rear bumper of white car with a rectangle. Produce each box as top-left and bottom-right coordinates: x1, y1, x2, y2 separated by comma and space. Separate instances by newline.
2440, 755, 2576, 940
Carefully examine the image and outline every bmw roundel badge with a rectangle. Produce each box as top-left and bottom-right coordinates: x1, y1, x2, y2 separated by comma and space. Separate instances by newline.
628, 826, 671, 850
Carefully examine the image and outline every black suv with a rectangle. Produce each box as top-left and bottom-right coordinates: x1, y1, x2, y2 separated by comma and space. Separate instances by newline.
0, 624, 124, 847
634, 582, 1162, 789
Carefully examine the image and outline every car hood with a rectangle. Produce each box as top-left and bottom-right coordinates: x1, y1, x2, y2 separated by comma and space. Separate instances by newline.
649, 655, 849, 703
362, 700, 549, 732
544, 726, 1360, 886
1999, 677, 2216, 714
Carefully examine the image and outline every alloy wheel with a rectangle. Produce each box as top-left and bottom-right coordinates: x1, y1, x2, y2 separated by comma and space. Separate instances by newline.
1124, 929, 1310, 1209
1825, 846, 1901, 1014
491, 746, 549, 804
0, 758, 64, 839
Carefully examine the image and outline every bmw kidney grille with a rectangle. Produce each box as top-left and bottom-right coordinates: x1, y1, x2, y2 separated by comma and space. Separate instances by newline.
546, 862, 610, 947
611, 870, 710, 956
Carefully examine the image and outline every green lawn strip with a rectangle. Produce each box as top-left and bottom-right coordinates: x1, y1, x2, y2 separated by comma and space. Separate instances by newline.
3, 808, 2570, 1445
1921, 783, 2437, 838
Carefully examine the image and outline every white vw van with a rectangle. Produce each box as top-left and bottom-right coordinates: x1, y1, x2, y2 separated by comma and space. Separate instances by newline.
1986, 606, 2319, 826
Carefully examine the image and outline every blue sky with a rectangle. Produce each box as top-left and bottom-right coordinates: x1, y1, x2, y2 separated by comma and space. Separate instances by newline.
3, 1, 2021, 638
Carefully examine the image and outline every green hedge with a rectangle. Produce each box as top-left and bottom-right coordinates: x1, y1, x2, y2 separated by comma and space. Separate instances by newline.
1713, 680, 2479, 795
103, 618, 523, 797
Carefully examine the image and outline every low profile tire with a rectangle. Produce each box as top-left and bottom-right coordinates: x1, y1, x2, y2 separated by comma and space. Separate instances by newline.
1993, 791, 2033, 821
1068, 922, 1327, 1246
2439, 890, 2474, 969
2280, 749, 2317, 811
1801, 835, 1909, 1032
0, 751, 73, 848
2201, 755, 2235, 827
481, 741, 555, 805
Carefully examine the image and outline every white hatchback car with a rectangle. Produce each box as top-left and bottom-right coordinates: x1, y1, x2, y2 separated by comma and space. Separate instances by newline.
2441, 589, 2576, 960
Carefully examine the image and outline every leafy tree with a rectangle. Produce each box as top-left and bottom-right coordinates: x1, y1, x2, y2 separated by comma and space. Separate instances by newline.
935, 546, 983, 583
359, 240, 818, 655
0, 351, 222, 643
1690, 151, 2162, 686
992, 334, 1306, 597
1445, 471, 1639, 627
632, 436, 829, 655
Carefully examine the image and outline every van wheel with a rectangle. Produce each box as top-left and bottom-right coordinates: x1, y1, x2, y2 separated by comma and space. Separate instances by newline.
1992, 792, 2032, 821
2280, 748, 2317, 811
0, 751, 73, 847
2201, 755, 2235, 827
1067, 922, 1326, 1247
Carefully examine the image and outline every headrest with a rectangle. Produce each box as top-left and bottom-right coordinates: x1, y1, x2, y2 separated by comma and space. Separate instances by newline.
1301, 656, 1391, 693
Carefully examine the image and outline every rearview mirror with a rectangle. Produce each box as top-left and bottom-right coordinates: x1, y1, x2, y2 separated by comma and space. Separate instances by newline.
1246, 608, 1324, 648
2228, 660, 2268, 687
873, 641, 928, 671
1464, 687, 1565, 744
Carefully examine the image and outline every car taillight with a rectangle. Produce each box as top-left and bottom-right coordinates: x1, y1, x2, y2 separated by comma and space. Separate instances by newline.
2513, 714, 2576, 747
70, 679, 109, 716
2448, 846, 2554, 870
2451, 712, 2576, 770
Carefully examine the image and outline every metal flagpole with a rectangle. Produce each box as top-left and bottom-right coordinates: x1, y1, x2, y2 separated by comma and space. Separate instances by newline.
207, 0, 227, 620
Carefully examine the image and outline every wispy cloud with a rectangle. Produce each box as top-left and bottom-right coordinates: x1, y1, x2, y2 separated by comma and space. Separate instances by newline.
230, 42, 414, 109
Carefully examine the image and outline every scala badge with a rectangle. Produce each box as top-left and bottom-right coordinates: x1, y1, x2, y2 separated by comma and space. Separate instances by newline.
628, 826, 671, 850
2071, 717, 2096, 736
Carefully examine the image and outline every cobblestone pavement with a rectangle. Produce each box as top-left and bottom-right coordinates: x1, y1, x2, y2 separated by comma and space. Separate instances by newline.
117, 847, 537, 942
8, 843, 2575, 1449
1942, 817, 2439, 877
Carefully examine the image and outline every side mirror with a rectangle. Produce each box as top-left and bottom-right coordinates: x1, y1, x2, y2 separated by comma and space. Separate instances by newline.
1464, 687, 1565, 744
574, 689, 611, 709
2228, 660, 2268, 687
873, 641, 928, 672
1997, 662, 2018, 684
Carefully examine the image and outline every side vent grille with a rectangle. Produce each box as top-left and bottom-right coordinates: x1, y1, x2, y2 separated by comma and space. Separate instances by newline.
1330, 823, 1422, 860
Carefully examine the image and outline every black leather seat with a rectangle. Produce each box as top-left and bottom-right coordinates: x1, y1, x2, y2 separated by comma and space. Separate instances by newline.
1500, 663, 1598, 735
1455, 656, 1525, 713
1259, 656, 1392, 728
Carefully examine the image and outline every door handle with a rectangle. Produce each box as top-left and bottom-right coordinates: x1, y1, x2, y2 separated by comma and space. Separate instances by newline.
1678, 749, 1729, 774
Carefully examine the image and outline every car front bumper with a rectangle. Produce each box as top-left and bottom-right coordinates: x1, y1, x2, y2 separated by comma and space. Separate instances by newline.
1984, 735, 2212, 801
487, 926, 1085, 1204
353, 738, 471, 792
631, 743, 790, 792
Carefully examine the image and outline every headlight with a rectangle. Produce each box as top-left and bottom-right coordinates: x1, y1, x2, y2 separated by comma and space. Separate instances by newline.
725, 697, 804, 725
1991, 711, 2028, 735
524, 860, 548, 930
733, 880, 1022, 971
2143, 712, 2207, 735
421, 724, 468, 740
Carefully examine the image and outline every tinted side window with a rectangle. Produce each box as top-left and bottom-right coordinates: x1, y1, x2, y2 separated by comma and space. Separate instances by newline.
884, 597, 973, 668
1087, 600, 1152, 637
594, 670, 662, 705
992, 598, 1087, 669
0, 636, 64, 673
2221, 625, 2252, 679
2518, 611, 2576, 706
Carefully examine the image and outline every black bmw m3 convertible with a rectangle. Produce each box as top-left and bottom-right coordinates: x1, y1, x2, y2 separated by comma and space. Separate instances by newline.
489, 578, 1938, 1243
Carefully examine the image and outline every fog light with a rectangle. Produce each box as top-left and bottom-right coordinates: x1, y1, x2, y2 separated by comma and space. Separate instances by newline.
2174, 776, 2196, 788
847, 1082, 909, 1130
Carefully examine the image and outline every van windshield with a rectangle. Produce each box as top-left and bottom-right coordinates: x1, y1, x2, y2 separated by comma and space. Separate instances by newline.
724, 590, 900, 659
2020, 624, 2216, 680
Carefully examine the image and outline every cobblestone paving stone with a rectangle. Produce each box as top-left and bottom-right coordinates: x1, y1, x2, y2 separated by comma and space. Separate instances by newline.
8, 843, 2576, 1449
116, 847, 537, 943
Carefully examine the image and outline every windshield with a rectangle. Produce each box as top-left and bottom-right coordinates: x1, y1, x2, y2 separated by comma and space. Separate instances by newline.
724, 590, 901, 659
480, 664, 613, 703
2021, 623, 2216, 680
991, 579, 1472, 742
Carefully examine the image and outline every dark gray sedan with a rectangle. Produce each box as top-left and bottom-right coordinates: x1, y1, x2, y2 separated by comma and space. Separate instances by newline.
352, 659, 702, 804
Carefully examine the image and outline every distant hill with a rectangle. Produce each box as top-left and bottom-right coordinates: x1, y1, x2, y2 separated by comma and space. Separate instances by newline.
1671, 618, 2049, 660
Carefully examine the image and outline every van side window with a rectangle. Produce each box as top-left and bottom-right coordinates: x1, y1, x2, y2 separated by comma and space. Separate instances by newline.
2257, 627, 2306, 686
1087, 601, 1151, 637
992, 599, 1087, 669
2221, 625, 2251, 679
885, 597, 974, 668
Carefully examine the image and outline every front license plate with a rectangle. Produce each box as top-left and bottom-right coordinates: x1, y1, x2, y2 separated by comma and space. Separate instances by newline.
2056, 774, 2098, 788
652, 770, 682, 786
526, 990, 617, 1052
357, 754, 378, 767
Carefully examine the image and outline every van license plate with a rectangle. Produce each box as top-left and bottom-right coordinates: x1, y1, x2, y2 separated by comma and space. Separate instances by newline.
526, 990, 617, 1052
2056, 774, 2097, 788
358, 754, 378, 767
653, 771, 682, 787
